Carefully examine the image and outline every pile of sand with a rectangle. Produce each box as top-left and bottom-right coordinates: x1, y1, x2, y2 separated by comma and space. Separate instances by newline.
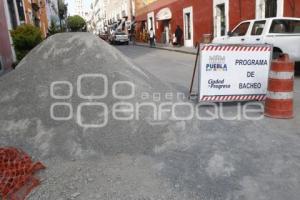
0, 33, 170, 160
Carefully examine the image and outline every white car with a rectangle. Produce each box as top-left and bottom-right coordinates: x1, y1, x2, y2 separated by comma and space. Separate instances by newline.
213, 17, 300, 63
109, 32, 129, 45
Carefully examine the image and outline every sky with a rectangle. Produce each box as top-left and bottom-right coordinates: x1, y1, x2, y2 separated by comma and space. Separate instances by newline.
65, 0, 93, 16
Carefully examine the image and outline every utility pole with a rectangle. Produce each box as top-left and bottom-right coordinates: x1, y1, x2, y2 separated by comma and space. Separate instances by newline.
57, 0, 62, 31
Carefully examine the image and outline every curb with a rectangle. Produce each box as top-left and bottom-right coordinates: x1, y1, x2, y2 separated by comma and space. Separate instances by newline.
134, 43, 197, 55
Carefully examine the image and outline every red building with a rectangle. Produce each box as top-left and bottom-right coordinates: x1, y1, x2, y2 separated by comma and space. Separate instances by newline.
0, 0, 27, 74
213, 0, 300, 38
135, 0, 300, 47
0, 0, 49, 74
135, 0, 213, 47
0, 0, 15, 73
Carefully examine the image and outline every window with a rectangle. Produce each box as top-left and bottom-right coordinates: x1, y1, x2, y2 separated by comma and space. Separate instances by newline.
0, 56, 3, 73
185, 12, 191, 40
149, 17, 153, 29
217, 4, 226, 36
270, 20, 300, 33
231, 22, 250, 37
16, 0, 25, 22
34, 16, 40, 27
7, 0, 18, 29
251, 20, 266, 35
183, 6, 193, 46
265, 0, 277, 18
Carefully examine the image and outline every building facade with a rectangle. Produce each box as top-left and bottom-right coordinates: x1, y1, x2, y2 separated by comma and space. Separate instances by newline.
213, 0, 300, 38
0, 0, 51, 73
135, 0, 300, 47
92, 0, 108, 34
45, 0, 59, 25
135, 0, 213, 47
75, 0, 84, 17
23, 0, 49, 37
88, 0, 134, 34
0, 0, 14, 73
106, 0, 129, 32
0, 0, 27, 73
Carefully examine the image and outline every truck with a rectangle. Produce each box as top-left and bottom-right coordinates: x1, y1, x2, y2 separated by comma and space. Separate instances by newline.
212, 17, 300, 64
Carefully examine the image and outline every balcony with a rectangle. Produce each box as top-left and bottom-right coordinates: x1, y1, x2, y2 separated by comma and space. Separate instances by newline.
31, 0, 40, 11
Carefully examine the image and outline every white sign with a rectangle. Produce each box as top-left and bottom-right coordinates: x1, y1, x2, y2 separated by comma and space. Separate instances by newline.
199, 44, 272, 102
156, 8, 172, 21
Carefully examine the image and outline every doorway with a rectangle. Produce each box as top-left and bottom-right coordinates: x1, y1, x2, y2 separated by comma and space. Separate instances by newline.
162, 20, 170, 44
147, 12, 155, 34
217, 4, 226, 36
6, 0, 18, 29
265, 0, 277, 18
256, 0, 284, 19
183, 6, 193, 47
213, 0, 229, 38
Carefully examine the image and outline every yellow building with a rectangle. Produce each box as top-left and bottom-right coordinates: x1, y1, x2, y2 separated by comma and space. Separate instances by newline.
23, 0, 48, 37
135, 0, 157, 11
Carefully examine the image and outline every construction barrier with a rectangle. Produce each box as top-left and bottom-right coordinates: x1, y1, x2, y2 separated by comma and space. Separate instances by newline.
0, 148, 45, 200
265, 54, 295, 119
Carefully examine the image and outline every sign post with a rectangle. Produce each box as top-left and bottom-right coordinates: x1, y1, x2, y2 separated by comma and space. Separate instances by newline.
199, 44, 272, 102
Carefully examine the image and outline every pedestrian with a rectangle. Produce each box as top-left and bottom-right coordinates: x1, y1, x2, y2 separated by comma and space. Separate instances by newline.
168, 31, 173, 45
172, 33, 177, 46
132, 29, 136, 46
175, 25, 183, 46
149, 28, 155, 48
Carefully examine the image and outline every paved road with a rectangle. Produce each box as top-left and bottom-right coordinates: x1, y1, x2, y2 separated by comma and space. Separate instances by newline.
116, 45, 197, 95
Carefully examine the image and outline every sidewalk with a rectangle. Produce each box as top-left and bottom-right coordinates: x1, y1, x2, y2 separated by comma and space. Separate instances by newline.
134, 42, 197, 55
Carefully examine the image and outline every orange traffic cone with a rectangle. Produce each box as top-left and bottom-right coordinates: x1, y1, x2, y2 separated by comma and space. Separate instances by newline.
265, 54, 294, 119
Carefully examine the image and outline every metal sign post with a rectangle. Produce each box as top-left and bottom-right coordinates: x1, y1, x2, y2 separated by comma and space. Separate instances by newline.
189, 44, 201, 99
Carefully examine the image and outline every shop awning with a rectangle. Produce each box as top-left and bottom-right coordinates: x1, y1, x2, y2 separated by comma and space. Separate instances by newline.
156, 8, 172, 21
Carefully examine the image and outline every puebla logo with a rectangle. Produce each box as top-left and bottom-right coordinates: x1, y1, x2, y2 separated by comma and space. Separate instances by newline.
206, 55, 228, 72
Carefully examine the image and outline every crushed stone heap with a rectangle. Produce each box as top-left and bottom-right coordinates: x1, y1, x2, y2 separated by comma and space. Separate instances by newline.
0, 33, 170, 160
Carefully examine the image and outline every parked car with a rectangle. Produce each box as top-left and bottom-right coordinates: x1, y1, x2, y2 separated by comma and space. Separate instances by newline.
213, 17, 300, 63
99, 33, 109, 41
109, 32, 129, 45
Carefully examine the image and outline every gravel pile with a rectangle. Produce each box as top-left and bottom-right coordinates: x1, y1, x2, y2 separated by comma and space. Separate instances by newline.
0, 33, 170, 159
0, 33, 184, 199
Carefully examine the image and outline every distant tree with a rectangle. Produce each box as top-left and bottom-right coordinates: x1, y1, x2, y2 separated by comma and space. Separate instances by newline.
67, 15, 86, 32
10, 24, 43, 61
